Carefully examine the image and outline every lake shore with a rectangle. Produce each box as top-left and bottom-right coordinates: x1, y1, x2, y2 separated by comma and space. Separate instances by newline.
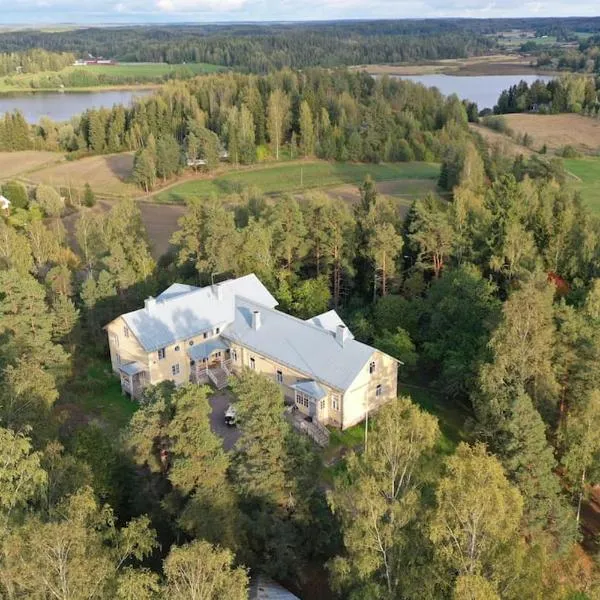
0, 83, 161, 95
353, 54, 560, 77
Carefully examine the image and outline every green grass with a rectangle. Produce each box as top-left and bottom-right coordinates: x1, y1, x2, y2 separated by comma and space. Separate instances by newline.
59, 359, 138, 432
398, 382, 468, 454
155, 160, 441, 204
0, 62, 223, 92
564, 157, 600, 213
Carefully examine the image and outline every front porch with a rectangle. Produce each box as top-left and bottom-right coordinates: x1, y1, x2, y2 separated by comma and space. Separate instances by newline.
188, 338, 233, 390
118, 362, 148, 400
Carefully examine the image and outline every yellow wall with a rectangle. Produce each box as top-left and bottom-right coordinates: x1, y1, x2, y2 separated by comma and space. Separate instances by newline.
341, 350, 398, 429
106, 316, 148, 373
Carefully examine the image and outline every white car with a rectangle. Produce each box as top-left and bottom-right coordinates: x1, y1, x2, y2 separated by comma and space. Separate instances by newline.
224, 404, 237, 426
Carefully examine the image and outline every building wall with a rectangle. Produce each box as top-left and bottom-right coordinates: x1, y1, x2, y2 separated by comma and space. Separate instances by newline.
107, 316, 148, 373
341, 350, 398, 430
227, 341, 345, 426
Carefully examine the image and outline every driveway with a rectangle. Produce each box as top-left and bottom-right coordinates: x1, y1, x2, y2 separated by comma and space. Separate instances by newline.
209, 389, 241, 452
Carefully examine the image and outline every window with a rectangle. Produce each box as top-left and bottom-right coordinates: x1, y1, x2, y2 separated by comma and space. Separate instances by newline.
189, 340, 194, 346
369, 361, 376, 374
116, 353, 121, 365
203, 332, 208, 340
158, 348, 166, 360
320, 398, 325, 411
376, 384, 383, 398
123, 325, 129, 338
174, 345, 180, 352
232, 349, 238, 361
216, 327, 220, 334
331, 394, 340, 411
172, 364, 180, 376
295, 391, 311, 408
249, 357, 256, 370
276, 370, 283, 384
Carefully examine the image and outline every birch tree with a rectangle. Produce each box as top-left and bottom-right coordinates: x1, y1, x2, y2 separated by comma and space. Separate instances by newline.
267, 89, 290, 160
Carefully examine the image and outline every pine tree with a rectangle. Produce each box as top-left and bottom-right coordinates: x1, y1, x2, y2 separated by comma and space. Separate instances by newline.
83, 182, 96, 207
133, 148, 156, 193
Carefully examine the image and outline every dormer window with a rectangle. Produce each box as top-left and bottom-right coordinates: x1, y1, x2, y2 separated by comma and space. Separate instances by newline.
369, 361, 376, 374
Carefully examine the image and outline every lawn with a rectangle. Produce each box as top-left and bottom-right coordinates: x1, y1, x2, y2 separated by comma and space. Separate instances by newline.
564, 156, 600, 213
155, 161, 441, 204
57, 359, 138, 433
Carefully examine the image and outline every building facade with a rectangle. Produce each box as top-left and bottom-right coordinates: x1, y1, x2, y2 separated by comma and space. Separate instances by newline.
106, 274, 398, 430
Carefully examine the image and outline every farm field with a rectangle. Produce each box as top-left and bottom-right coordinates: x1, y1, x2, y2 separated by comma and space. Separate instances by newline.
0, 62, 223, 92
155, 161, 441, 204
470, 123, 534, 157
502, 113, 600, 154
26, 152, 137, 196
564, 157, 600, 213
0, 150, 62, 179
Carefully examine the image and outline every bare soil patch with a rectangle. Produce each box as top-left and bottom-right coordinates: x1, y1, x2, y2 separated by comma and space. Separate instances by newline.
27, 152, 137, 196
0, 150, 62, 179
502, 114, 600, 155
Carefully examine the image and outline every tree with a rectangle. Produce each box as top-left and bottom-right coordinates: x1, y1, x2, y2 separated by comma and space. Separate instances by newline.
409, 194, 454, 278
367, 222, 403, 298
133, 148, 156, 193
162, 540, 248, 600
429, 443, 523, 594
373, 327, 418, 369
329, 397, 439, 599
0, 220, 33, 275
299, 100, 316, 157
1, 487, 156, 600
83, 182, 96, 207
156, 134, 181, 182
75, 210, 105, 273
35, 184, 63, 217
267, 195, 307, 272
267, 89, 290, 160
2, 181, 28, 209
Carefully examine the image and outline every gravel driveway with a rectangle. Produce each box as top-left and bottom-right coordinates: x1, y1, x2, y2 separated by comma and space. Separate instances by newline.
209, 389, 241, 452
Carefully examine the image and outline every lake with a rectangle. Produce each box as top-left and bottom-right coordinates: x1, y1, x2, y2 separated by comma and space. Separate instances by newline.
396, 74, 555, 109
0, 89, 154, 123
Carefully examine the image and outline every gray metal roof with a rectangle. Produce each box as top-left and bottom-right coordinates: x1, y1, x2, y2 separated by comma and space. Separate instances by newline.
249, 577, 300, 600
306, 309, 354, 340
121, 274, 276, 352
223, 298, 375, 392
291, 380, 327, 400
118, 361, 146, 376
187, 337, 230, 361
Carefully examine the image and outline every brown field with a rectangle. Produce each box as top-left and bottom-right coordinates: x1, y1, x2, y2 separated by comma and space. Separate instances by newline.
27, 152, 137, 196
0, 150, 63, 179
469, 123, 534, 157
502, 114, 600, 154
356, 54, 542, 77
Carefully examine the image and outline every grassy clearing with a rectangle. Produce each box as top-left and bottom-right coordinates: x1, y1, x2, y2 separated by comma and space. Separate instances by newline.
155, 161, 441, 204
564, 156, 600, 213
58, 359, 138, 433
0, 62, 223, 92
26, 152, 137, 196
0, 150, 63, 180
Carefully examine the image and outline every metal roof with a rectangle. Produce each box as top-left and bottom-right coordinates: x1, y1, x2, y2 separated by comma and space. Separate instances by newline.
291, 380, 327, 400
223, 297, 375, 392
118, 361, 146, 376
187, 337, 230, 361
121, 274, 276, 352
249, 577, 300, 600
306, 309, 354, 340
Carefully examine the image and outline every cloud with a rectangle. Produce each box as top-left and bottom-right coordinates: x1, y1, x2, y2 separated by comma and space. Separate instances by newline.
3, 0, 600, 22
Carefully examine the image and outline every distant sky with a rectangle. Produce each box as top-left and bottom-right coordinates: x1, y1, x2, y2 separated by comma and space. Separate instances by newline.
2, 0, 599, 25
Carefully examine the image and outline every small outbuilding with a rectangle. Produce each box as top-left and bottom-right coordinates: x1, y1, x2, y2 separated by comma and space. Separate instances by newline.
0, 195, 11, 211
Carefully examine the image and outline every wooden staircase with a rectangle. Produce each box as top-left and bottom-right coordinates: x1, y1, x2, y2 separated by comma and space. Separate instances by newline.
207, 366, 230, 390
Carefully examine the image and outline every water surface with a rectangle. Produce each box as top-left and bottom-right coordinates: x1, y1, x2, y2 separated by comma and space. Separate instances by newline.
0, 89, 154, 123
395, 74, 555, 109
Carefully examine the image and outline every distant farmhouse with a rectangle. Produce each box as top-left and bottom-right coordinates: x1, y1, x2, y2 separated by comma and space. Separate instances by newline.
106, 274, 398, 430
74, 55, 117, 66
0, 195, 10, 211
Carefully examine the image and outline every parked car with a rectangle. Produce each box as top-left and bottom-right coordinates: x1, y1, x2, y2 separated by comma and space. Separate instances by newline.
225, 404, 237, 426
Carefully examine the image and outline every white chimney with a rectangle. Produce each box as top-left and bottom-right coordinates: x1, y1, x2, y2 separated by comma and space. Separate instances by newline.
336, 324, 348, 346
145, 297, 156, 313
252, 310, 261, 330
